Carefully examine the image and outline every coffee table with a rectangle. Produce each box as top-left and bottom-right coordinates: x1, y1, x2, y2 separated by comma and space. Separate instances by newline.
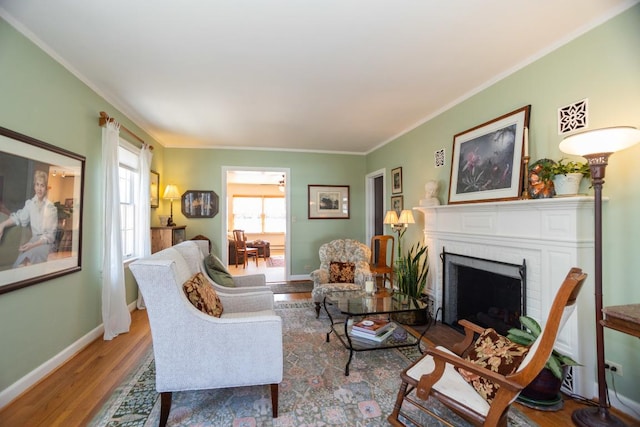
323, 290, 430, 376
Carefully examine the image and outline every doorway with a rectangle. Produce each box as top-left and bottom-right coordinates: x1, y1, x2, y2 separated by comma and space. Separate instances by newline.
221, 167, 290, 282
366, 168, 386, 246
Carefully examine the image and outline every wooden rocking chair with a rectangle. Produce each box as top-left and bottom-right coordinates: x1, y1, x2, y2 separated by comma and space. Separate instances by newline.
387, 267, 587, 427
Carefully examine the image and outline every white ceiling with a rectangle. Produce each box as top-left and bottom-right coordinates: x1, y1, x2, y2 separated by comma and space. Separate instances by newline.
1, 1, 636, 154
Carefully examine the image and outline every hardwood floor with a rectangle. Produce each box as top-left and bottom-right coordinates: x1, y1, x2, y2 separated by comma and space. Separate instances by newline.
0, 291, 636, 426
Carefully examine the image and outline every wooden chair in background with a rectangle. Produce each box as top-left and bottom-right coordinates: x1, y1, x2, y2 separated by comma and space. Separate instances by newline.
232, 229, 258, 268
387, 267, 587, 427
370, 235, 394, 290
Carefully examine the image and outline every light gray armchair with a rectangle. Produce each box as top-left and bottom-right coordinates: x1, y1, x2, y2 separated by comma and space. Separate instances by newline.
129, 243, 283, 427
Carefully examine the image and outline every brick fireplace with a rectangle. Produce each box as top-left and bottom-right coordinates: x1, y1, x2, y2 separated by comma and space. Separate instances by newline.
415, 197, 597, 397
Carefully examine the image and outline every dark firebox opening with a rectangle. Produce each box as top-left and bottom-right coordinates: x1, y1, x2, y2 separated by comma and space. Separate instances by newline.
442, 251, 525, 337
456, 266, 523, 336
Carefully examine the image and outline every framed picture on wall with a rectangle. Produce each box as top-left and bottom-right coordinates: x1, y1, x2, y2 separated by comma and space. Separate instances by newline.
308, 185, 350, 219
391, 195, 403, 215
391, 167, 403, 194
150, 170, 159, 208
181, 190, 219, 218
448, 105, 530, 204
0, 126, 85, 295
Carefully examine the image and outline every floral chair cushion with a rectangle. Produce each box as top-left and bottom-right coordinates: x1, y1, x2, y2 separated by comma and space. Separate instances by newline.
456, 328, 529, 403
329, 261, 355, 283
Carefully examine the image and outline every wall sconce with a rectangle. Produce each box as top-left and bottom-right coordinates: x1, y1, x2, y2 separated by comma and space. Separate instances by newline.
384, 209, 415, 256
560, 126, 640, 427
163, 184, 181, 227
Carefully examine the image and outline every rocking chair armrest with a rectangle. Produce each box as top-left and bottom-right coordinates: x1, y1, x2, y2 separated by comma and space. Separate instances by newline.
451, 319, 486, 355
423, 347, 522, 392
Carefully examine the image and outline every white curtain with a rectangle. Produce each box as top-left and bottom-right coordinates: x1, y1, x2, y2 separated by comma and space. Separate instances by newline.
101, 122, 131, 340
136, 145, 153, 309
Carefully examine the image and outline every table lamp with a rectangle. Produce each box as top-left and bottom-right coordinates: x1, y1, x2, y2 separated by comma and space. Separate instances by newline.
163, 184, 181, 227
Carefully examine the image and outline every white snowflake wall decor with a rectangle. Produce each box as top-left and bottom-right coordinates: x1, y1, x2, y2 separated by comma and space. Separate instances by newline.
558, 98, 588, 135
434, 148, 445, 168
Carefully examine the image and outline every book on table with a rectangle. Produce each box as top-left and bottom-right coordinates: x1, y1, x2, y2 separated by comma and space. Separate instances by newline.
352, 318, 393, 335
350, 323, 398, 342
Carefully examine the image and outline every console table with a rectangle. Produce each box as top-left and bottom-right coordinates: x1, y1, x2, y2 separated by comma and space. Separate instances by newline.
601, 304, 640, 339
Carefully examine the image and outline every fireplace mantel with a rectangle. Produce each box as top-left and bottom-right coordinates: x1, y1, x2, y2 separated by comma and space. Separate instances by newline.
414, 196, 598, 397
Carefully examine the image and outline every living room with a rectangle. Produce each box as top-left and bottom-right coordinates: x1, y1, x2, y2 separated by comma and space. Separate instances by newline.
0, 2, 639, 425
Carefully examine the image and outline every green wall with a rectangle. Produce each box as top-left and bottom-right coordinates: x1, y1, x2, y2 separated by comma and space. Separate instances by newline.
159, 148, 366, 275
367, 5, 640, 403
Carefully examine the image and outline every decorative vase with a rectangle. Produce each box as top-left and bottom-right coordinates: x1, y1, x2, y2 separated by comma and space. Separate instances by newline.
552, 173, 583, 196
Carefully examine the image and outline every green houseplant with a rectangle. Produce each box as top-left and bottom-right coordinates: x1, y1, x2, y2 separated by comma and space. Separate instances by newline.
393, 241, 430, 325
507, 315, 580, 379
507, 315, 580, 402
395, 241, 429, 299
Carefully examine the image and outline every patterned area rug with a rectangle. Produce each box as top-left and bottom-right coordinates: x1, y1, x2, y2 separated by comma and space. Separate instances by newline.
90, 301, 537, 426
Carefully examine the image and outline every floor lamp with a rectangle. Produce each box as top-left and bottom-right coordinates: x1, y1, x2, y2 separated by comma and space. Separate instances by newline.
559, 126, 640, 427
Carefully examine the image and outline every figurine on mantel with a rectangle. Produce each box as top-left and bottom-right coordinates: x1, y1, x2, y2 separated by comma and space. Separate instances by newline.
419, 180, 440, 207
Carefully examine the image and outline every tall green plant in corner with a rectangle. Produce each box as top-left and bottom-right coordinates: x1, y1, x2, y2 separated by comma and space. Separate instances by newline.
395, 242, 429, 299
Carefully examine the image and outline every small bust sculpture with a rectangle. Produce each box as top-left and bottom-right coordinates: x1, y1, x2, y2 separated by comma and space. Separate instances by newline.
419, 180, 440, 207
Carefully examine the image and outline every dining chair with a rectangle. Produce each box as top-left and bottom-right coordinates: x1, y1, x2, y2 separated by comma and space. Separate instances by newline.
232, 229, 258, 268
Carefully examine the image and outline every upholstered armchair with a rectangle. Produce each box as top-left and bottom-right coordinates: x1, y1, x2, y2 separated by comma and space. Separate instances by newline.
309, 238, 372, 317
129, 244, 283, 427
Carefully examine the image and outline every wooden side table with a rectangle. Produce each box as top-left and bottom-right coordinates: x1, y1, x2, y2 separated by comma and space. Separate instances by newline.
601, 304, 640, 339
151, 226, 186, 253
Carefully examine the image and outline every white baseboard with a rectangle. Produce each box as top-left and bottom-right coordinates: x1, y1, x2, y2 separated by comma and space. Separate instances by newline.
0, 301, 138, 410
607, 386, 640, 420
289, 274, 310, 281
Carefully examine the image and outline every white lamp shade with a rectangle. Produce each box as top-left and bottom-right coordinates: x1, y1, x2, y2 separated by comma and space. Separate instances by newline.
559, 126, 640, 156
383, 210, 399, 225
398, 209, 415, 224
163, 184, 181, 200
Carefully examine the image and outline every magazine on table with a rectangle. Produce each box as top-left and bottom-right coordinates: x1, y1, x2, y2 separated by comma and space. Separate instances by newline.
350, 323, 397, 342
351, 318, 392, 335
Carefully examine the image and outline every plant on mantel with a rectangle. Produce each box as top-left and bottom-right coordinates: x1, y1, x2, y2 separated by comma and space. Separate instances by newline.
535, 158, 591, 183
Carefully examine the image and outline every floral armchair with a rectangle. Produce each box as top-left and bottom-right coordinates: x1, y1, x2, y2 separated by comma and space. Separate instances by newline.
309, 239, 371, 317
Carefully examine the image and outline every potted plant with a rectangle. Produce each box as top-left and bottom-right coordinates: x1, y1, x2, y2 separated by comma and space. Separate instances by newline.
393, 242, 430, 325
550, 158, 591, 196
507, 315, 580, 402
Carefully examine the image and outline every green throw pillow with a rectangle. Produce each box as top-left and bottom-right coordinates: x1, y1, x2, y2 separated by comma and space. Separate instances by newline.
203, 253, 235, 287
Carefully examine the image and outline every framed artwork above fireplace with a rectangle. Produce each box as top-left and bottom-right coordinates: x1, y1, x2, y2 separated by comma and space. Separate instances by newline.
448, 105, 530, 204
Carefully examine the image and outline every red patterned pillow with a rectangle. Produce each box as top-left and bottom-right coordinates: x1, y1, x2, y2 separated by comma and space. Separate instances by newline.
329, 261, 355, 283
456, 328, 529, 403
183, 272, 224, 317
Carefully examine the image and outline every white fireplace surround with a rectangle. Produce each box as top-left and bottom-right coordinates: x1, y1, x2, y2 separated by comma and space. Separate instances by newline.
415, 197, 597, 398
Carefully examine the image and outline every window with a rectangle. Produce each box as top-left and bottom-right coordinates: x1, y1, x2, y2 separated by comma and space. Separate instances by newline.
118, 143, 140, 260
232, 196, 285, 233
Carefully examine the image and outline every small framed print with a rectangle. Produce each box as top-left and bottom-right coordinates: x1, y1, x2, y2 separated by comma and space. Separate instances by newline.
391, 195, 403, 215
181, 190, 219, 218
150, 170, 159, 208
391, 167, 402, 194
308, 185, 350, 219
